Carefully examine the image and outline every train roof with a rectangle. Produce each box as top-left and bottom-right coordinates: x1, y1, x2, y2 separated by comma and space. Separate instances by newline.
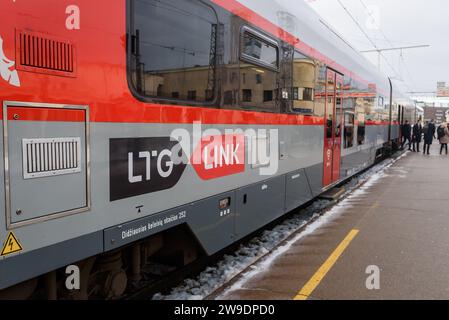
237, 0, 408, 100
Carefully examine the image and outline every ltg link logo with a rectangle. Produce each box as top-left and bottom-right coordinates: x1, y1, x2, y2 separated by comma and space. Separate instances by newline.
172, 121, 280, 178
109, 122, 280, 201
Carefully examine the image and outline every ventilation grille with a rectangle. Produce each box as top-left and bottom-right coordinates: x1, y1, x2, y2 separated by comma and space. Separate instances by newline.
22, 138, 82, 179
16, 30, 76, 77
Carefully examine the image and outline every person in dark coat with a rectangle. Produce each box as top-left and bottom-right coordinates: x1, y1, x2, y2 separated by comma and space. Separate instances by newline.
438, 123, 449, 155
401, 120, 412, 151
412, 120, 422, 153
423, 119, 436, 155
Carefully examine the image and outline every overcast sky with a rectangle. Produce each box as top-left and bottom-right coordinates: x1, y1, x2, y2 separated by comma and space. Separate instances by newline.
305, 0, 449, 95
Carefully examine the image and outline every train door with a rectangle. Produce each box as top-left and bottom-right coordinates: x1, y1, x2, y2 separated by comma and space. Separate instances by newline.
398, 105, 403, 143
333, 74, 344, 182
323, 69, 343, 187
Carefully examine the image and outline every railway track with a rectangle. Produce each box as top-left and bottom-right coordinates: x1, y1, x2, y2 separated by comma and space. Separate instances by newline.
124, 150, 407, 300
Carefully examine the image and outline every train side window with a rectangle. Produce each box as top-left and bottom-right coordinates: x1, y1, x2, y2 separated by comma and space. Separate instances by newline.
240, 28, 279, 112
344, 112, 355, 148
292, 51, 316, 114
129, 0, 219, 103
357, 111, 366, 145
312, 63, 327, 118
357, 125, 365, 145
241, 30, 278, 69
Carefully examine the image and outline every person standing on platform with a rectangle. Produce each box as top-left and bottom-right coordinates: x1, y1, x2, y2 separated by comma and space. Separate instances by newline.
412, 120, 422, 153
423, 119, 436, 155
401, 120, 412, 151
437, 123, 449, 155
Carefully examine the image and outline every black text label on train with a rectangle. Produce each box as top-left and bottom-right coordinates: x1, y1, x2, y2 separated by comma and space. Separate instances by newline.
109, 138, 187, 201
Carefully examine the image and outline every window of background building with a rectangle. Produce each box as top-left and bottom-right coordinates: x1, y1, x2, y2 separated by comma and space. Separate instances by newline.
224, 91, 233, 105
157, 85, 163, 96
129, 0, 218, 103
205, 89, 213, 101
264, 90, 273, 102
303, 88, 314, 101
231, 72, 238, 83
240, 29, 279, 111
188, 90, 197, 101
293, 87, 314, 101
242, 89, 252, 102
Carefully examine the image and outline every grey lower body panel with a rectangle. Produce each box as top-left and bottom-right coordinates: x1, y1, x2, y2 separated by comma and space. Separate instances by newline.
104, 191, 237, 255
285, 169, 314, 213
340, 149, 373, 179
0, 231, 102, 290
304, 162, 324, 197
235, 175, 287, 241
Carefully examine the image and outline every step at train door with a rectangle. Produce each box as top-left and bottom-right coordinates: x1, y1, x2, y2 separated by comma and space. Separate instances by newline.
323, 69, 343, 188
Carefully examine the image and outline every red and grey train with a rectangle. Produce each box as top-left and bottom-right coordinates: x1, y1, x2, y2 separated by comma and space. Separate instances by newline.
0, 0, 415, 298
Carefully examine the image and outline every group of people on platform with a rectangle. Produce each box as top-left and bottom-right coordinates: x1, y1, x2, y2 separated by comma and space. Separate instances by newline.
401, 119, 449, 155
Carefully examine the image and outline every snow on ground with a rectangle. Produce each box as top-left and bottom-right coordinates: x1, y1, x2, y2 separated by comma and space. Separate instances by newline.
152, 152, 409, 301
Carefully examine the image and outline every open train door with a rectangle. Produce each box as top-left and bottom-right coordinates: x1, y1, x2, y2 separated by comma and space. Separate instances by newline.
323, 69, 343, 187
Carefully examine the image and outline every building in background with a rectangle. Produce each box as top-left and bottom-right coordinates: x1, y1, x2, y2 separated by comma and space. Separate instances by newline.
423, 106, 449, 123
413, 95, 449, 124
437, 82, 449, 98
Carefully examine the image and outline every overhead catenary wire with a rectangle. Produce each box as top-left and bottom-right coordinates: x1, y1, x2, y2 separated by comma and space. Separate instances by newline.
336, 0, 413, 92
359, 0, 419, 90
358, 0, 394, 47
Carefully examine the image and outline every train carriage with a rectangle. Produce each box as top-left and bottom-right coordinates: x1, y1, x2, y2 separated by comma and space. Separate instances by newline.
0, 0, 415, 298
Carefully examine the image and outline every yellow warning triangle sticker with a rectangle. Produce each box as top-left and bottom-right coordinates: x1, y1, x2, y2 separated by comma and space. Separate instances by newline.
1, 232, 23, 256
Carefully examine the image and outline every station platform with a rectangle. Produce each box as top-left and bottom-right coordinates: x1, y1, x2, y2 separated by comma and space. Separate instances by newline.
219, 143, 449, 300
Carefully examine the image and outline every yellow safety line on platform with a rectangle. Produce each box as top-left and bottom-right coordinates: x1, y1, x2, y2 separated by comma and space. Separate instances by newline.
294, 229, 360, 300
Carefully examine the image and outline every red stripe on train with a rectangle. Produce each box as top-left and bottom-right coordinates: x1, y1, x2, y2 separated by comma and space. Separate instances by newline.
7, 107, 85, 122
90, 104, 326, 126
4, 105, 324, 125
366, 121, 400, 126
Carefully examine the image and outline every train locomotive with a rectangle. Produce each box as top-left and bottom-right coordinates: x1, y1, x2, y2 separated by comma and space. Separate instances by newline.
0, 0, 416, 299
